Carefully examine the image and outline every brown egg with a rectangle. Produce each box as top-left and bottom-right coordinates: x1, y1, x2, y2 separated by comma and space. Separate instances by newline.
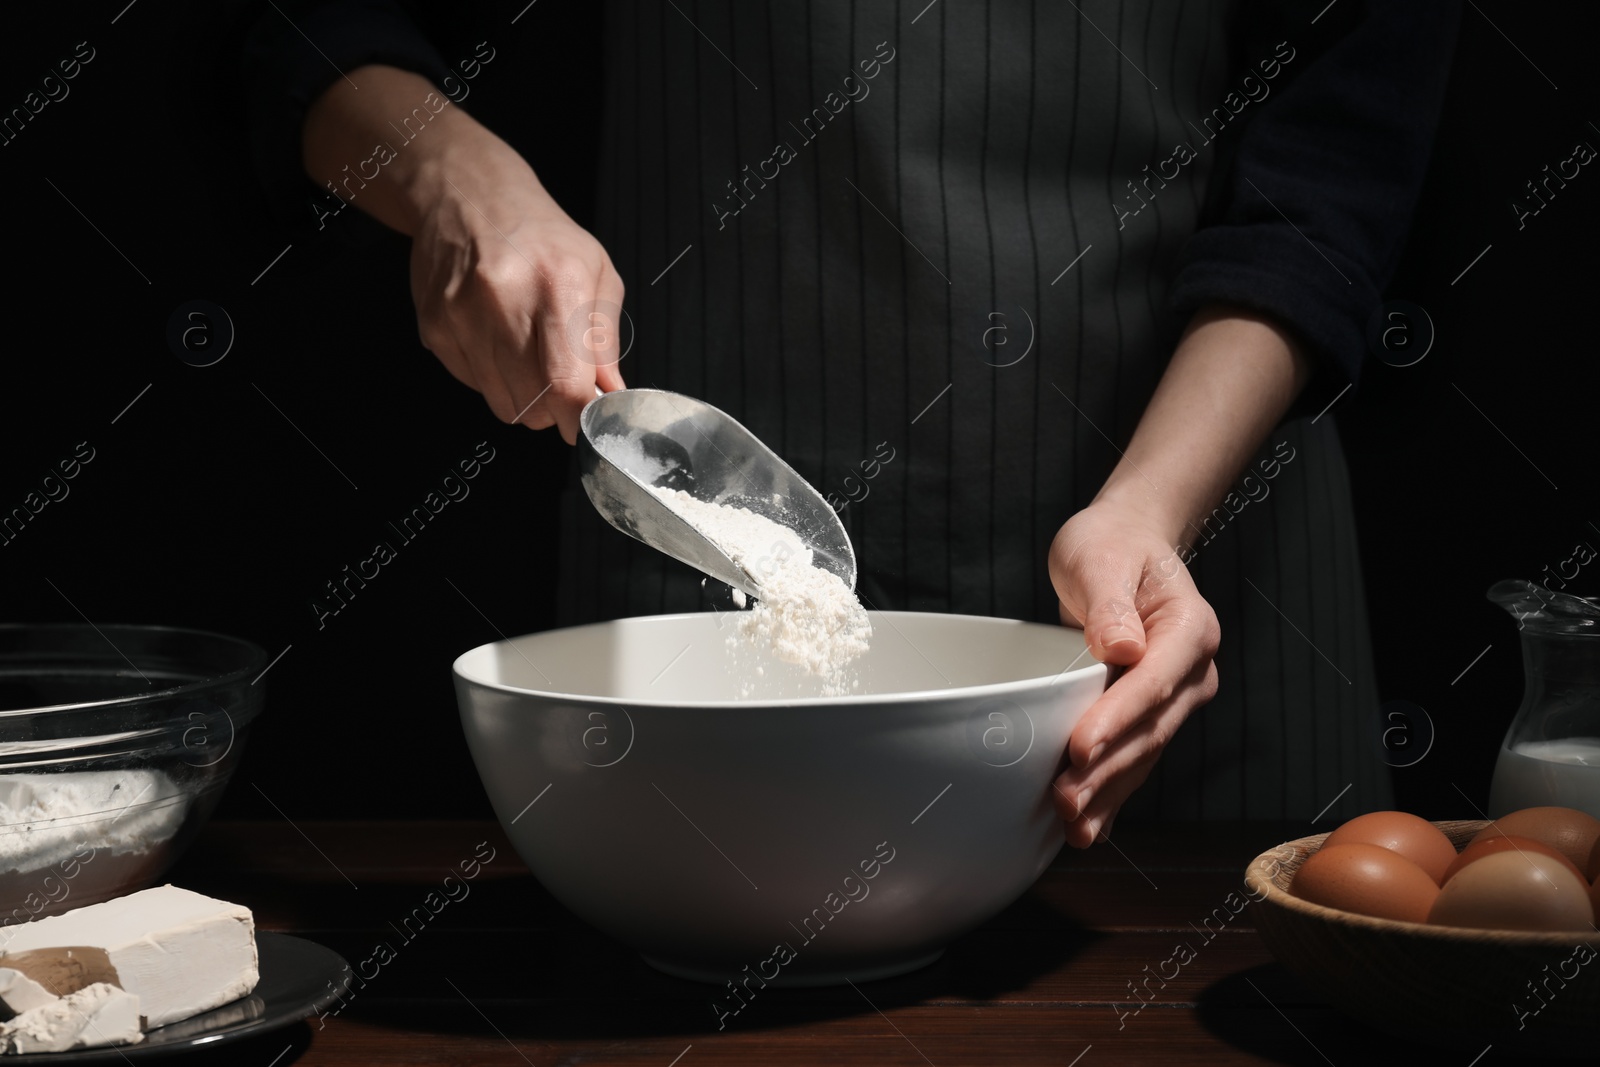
1323, 811, 1457, 885
1588, 836, 1600, 883
1472, 807, 1600, 874
1441, 834, 1587, 886
1292, 843, 1439, 923
1429, 851, 1594, 932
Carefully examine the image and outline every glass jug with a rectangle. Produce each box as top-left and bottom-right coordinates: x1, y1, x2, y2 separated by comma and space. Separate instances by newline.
1486, 579, 1600, 817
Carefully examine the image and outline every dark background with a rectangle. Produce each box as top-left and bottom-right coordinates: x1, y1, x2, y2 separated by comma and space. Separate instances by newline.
0, 1, 1594, 822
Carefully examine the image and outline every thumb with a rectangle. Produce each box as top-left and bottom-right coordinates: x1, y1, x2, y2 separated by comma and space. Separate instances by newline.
595, 357, 626, 393
1055, 562, 1147, 666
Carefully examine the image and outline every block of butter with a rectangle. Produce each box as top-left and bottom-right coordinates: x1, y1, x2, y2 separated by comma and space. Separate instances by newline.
0, 885, 257, 1032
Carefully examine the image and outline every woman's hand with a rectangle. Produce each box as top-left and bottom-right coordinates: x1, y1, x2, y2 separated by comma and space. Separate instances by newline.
303, 65, 625, 442
1041, 307, 1313, 846
406, 141, 625, 442
1048, 503, 1220, 848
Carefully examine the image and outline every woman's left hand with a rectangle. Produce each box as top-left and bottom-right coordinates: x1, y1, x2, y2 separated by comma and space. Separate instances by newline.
1047, 502, 1221, 847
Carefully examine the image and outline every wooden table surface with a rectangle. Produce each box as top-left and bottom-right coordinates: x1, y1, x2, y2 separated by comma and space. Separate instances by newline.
157, 820, 1550, 1066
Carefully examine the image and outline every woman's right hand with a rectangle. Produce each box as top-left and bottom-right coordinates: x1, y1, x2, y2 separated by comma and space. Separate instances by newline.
304, 65, 625, 442
405, 132, 626, 442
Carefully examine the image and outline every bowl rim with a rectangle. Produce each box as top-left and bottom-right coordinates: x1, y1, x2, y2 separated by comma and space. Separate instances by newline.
451, 610, 1107, 708
0, 622, 271, 719
1245, 819, 1600, 946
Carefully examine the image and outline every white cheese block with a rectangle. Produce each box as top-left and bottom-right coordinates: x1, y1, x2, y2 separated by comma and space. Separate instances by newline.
0, 885, 257, 1030
0, 970, 56, 1016
0, 945, 122, 1015
0, 982, 143, 1052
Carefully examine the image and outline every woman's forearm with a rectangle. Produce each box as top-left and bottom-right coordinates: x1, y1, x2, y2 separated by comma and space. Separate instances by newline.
1091, 306, 1314, 552
301, 63, 539, 237
302, 64, 625, 439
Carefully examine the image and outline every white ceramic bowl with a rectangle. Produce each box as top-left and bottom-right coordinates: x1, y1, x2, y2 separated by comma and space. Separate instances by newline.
453, 611, 1105, 985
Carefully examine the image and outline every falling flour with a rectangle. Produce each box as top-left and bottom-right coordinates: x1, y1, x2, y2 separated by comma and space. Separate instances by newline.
652, 487, 871, 692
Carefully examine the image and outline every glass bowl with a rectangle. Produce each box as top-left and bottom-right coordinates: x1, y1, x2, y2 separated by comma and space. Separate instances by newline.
0, 623, 267, 936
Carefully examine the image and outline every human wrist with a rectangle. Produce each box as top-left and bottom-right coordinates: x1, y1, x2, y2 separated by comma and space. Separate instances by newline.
1085, 305, 1311, 551
303, 64, 544, 235
396, 115, 557, 229
1086, 477, 1189, 550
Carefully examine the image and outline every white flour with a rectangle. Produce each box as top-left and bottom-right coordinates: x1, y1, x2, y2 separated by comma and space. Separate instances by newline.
0, 770, 186, 875
652, 487, 870, 693
592, 433, 677, 484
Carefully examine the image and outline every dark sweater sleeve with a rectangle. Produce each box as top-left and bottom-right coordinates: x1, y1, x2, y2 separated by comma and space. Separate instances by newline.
1169, 1, 1460, 412
241, 0, 451, 233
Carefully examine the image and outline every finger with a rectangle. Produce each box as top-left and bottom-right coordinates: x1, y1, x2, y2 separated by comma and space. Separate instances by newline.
412, 238, 487, 396
1054, 682, 1201, 846
1066, 760, 1153, 848
1059, 677, 1216, 841
1050, 775, 1089, 825
482, 372, 525, 425
537, 284, 603, 446
1052, 553, 1147, 665
592, 263, 627, 393
1067, 799, 1131, 850
483, 324, 545, 427
1067, 630, 1218, 770
455, 304, 522, 424
490, 294, 555, 428
434, 320, 526, 425
474, 259, 561, 432
432, 248, 538, 426
509, 382, 559, 430
414, 262, 485, 397
1064, 710, 1179, 840
420, 322, 479, 394
595, 358, 627, 393
1084, 588, 1146, 664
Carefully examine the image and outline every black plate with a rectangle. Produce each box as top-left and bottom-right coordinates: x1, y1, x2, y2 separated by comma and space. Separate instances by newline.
8, 933, 351, 1061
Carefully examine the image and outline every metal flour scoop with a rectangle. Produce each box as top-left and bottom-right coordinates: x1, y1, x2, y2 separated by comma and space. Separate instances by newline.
576, 388, 856, 600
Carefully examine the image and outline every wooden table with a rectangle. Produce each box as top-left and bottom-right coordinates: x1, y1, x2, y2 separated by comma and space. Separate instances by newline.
159, 821, 1539, 1066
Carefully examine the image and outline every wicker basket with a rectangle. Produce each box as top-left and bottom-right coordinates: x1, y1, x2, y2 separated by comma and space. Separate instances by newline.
1245, 820, 1599, 1057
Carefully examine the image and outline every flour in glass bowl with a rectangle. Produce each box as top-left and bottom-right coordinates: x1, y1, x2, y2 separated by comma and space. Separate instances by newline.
651, 487, 871, 694
0, 770, 186, 875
